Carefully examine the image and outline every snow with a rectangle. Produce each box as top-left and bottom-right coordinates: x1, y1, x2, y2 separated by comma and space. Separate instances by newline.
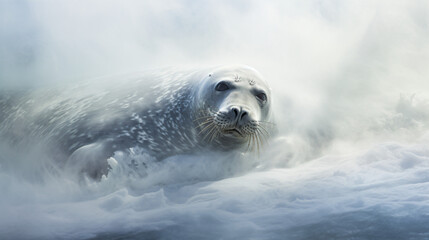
1, 136, 429, 239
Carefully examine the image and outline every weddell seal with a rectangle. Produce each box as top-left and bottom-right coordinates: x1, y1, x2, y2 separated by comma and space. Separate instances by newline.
0, 65, 275, 180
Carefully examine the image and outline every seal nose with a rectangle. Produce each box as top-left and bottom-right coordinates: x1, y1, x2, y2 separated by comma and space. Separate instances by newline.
230, 106, 249, 126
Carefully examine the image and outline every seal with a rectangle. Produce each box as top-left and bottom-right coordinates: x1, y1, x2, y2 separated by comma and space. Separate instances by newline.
0, 65, 275, 180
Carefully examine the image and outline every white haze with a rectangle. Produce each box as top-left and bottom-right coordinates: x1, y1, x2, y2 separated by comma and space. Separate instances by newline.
1, 0, 429, 239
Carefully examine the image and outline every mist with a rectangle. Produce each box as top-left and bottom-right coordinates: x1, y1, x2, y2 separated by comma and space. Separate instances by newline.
1, 0, 429, 239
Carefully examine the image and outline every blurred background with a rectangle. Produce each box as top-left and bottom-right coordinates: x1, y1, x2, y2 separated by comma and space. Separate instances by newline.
1, 0, 428, 149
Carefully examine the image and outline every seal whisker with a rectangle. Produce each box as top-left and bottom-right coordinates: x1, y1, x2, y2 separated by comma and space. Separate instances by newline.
246, 135, 252, 151
196, 119, 213, 129
251, 134, 256, 152
257, 120, 276, 125
201, 126, 214, 141
203, 124, 218, 142
193, 115, 212, 122
209, 128, 220, 143
258, 122, 275, 131
254, 133, 260, 156
256, 128, 268, 148
255, 132, 261, 156
255, 128, 263, 144
257, 126, 270, 139
201, 121, 217, 138
207, 125, 217, 142
249, 132, 258, 152
198, 119, 213, 129
246, 134, 253, 152
195, 113, 214, 119
257, 128, 268, 144
198, 122, 215, 136
257, 124, 271, 137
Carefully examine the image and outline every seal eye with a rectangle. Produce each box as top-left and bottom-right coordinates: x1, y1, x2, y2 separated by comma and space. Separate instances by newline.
215, 82, 229, 91
256, 92, 267, 102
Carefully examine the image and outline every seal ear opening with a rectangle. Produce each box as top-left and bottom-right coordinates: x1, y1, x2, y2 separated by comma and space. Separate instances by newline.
208, 73, 212, 77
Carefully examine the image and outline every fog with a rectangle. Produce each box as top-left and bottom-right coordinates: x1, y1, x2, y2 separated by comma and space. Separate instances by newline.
1, 0, 429, 239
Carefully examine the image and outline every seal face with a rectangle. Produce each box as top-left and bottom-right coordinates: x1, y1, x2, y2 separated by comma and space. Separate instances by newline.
193, 66, 274, 152
0, 65, 275, 180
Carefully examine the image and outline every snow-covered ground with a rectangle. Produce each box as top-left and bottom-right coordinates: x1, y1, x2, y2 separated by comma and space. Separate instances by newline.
1, 136, 429, 239
1, 1, 429, 239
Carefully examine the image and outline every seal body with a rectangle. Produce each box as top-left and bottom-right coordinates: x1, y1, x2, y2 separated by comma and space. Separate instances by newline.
0, 65, 275, 179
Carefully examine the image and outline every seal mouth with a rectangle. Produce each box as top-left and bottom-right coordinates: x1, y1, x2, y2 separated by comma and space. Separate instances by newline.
223, 128, 244, 138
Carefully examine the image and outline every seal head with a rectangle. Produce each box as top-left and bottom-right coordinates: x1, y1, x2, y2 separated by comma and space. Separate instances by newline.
193, 65, 273, 151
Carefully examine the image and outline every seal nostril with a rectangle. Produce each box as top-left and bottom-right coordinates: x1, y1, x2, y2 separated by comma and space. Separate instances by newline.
240, 111, 248, 120
232, 108, 239, 118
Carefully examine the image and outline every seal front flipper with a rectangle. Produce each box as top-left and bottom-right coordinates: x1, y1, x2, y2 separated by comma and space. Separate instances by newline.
65, 139, 115, 181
